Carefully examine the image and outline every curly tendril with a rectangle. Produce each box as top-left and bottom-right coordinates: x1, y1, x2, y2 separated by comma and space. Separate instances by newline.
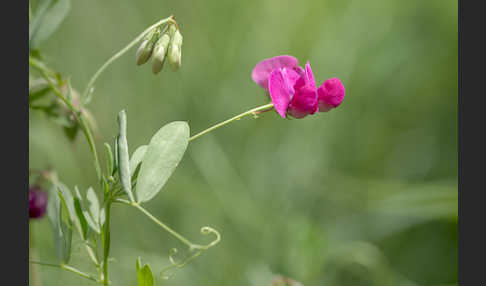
158, 226, 220, 278
113, 199, 221, 278
160, 247, 203, 279
190, 226, 221, 250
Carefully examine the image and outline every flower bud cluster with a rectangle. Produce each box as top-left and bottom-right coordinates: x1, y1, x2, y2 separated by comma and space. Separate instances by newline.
136, 23, 183, 74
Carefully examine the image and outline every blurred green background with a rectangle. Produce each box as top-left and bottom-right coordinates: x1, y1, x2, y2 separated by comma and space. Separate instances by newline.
29, 0, 457, 285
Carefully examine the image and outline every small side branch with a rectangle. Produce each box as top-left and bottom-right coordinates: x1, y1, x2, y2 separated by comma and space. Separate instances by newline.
29, 260, 102, 284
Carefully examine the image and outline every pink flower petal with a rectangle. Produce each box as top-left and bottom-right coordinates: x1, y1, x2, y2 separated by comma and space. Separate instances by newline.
304, 61, 316, 88
251, 55, 299, 90
286, 62, 318, 118
317, 77, 345, 112
293, 66, 305, 77
282, 67, 301, 88
292, 62, 316, 92
268, 69, 294, 118
288, 85, 318, 118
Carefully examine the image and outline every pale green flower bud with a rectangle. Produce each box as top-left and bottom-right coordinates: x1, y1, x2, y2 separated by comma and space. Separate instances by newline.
151, 33, 171, 74
136, 40, 152, 66
172, 29, 183, 46
168, 29, 183, 71
167, 24, 177, 38
135, 27, 162, 66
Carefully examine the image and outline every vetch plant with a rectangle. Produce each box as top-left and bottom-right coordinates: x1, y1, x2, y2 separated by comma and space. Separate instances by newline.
28, 2, 345, 285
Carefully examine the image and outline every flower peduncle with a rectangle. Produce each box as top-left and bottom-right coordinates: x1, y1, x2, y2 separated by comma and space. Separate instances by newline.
82, 16, 176, 105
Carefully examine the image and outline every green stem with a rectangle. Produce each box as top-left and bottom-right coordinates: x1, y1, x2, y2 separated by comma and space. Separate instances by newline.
30, 222, 42, 286
114, 199, 220, 250
102, 200, 112, 286
79, 115, 102, 181
62, 265, 101, 284
29, 57, 103, 183
29, 260, 101, 284
188, 103, 274, 142
115, 199, 192, 247
82, 16, 174, 104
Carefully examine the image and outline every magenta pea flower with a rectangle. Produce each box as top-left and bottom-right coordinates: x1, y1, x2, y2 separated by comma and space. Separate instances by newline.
29, 186, 47, 219
251, 55, 345, 118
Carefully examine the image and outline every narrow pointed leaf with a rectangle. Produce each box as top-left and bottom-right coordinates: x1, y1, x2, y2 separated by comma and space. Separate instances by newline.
99, 206, 106, 245
136, 258, 154, 286
141, 265, 154, 286
135, 121, 189, 203
113, 135, 119, 176
56, 183, 76, 219
73, 187, 89, 240
73, 187, 100, 235
47, 185, 62, 260
136, 257, 142, 274
56, 183, 83, 239
117, 110, 134, 201
29, 0, 53, 47
99, 207, 106, 229
29, 77, 51, 102
56, 188, 73, 263
86, 187, 100, 227
104, 143, 114, 176
136, 258, 143, 285
47, 184, 60, 230
30, 0, 71, 49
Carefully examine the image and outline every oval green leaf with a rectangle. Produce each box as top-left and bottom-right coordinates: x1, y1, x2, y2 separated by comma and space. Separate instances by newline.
135, 121, 189, 203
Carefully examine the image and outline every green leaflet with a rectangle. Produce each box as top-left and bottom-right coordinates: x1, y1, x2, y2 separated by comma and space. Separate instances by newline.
56, 183, 78, 233
113, 135, 119, 176
135, 121, 189, 203
29, 0, 71, 49
129, 145, 148, 184
86, 187, 101, 229
104, 143, 114, 176
136, 258, 154, 286
73, 187, 101, 236
47, 185, 73, 264
73, 186, 89, 240
28, 77, 51, 103
117, 110, 135, 201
